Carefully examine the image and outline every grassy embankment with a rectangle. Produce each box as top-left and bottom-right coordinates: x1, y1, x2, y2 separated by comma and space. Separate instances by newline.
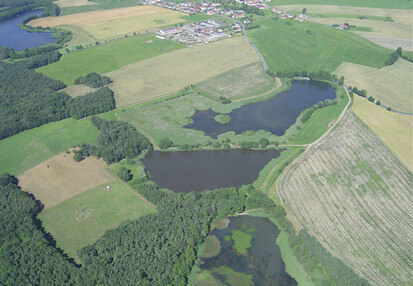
247, 19, 390, 74
39, 180, 156, 260
36, 33, 184, 85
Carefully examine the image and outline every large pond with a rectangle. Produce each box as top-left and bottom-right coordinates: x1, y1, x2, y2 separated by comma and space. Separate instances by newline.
0, 10, 56, 50
141, 149, 284, 193
185, 80, 336, 138
199, 216, 297, 285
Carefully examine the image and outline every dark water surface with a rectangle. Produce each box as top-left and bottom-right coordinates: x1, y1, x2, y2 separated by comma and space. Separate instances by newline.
141, 149, 284, 193
0, 10, 56, 50
185, 80, 336, 138
201, 216, 297, 285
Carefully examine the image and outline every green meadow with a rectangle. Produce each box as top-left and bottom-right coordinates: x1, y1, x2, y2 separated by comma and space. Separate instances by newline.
270, 0, 413, 9
39, 180, 156, 260
247, 19, 390, 74
0, 118, 98, 175
37, 34, 184, 85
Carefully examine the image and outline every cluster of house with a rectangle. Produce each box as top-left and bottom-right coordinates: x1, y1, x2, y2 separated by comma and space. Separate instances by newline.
271, 7, 309, 21
235, 0, 271, 10
156, 19, 230, 45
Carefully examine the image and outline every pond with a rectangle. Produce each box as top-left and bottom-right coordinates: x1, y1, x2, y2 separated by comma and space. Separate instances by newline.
141, 149, 284, 193
185, 80, 336, 138
199, 216, 297, 285
0, 10, 56, 50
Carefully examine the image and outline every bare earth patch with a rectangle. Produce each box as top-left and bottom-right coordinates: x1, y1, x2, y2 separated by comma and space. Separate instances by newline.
278, 111, 413, 286
62, 84, 97, 97
18, 152, 114, 209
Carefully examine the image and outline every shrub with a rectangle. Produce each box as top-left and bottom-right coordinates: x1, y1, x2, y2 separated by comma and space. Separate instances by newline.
259, 138, 270, 148
159, 138, 173, 149
118, 167, 132, 182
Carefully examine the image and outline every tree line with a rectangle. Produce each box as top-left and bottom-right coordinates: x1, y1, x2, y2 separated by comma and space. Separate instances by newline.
0, 52, 116, 140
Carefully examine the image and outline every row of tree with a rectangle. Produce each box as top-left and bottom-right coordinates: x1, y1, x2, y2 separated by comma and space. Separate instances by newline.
0, 52, 116, 140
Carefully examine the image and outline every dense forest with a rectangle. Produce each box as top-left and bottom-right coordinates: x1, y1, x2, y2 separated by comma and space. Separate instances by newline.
0, 0, 60, 21
0, 53, 115, 140
73, 117, 152, 164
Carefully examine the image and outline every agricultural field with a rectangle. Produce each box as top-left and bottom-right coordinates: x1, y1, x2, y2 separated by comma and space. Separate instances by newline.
39, 180, 156, 260
334, 59, 413, 113
352, 95, 413, 170
36, 33, 184, 85
195, 61, 279, 99
106, 36, 259, 107
278, 111, 413, 286
18, 151, 114, 209
29, 5, 186, 40
59, 0, 138, 15
54, 0, 97, 8
247, 19, 390, 74
359, 35, 413, 51
0, 118, 98, 176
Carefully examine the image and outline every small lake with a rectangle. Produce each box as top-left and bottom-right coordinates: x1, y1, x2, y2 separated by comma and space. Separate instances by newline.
199, 216, 297, 285
141, 149, 284, 193
0, 10, 56, 50
185, 80, 336, 138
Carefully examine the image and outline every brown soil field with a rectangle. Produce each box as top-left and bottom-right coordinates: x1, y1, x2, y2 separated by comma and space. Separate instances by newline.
54, 0, 96, 8
18, 151, 114, 209
278, 111, 413, 286
28, 5, 181, 28
106, 36, 259, 107
62, 84, 97, 97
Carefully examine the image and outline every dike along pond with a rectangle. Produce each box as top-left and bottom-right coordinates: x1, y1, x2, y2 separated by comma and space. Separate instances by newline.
0, 10, 56, 50
200, 216, 297, 285
141, 149, 284, 193
185, 80, 336, 138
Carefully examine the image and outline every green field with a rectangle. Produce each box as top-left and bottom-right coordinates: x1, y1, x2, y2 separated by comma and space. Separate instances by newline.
39, 180, 156, 260
269, 0, 413, 9
0, 118, 98, 175
231, 229, 252, 255
247, 19, 390, 74
37, 34, 184, 85
60, 0, 138, 15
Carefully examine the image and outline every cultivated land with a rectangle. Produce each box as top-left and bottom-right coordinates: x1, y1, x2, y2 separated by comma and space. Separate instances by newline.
247, 19, 390, 74
0, 118, 98, 175
278, 111, 413, 286
39, 180, 156, 260
352, 95, 413, 170
277, 5, 413, 21
359, 35, 413, 51
334, 59, 413, 113
54, 0, 97, 8
195, 61, 278, 99
29, 5, 186, 40
18, 152, 114, 209
37, 33, 183, 85
106, 36, 259, 107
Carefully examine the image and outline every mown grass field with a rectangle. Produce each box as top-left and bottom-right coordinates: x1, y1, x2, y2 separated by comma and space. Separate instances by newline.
274, 2, 413, 10
351, 95, 413, 170
106, 36, 259, 107
0, 118, 98, 175
54, 0, 97, 8
37, 33, 184, 85
30, 5, 187, 40
334, 59, 413, 113
247, 19, 390, 74
60, 0, 138, 15
278, 111, 413, 286
39, 180, 156, 260
195, 61, 277, 99
18, 152, 114, 209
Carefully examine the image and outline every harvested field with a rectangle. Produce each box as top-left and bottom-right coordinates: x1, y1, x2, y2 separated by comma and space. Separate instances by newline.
62, 84, 97, 97
308, 18, 412, 39
18, 151, 113, 209
39, 180, 156, 260
106, 36, 259, 107
28, 5, 186, 39
334, 59, 413, 113
359, 35, 413, 51
278, 111, 413, 286
195, 61, 277, 99
54, 0, 97, 8
278, 5, 413, 23
352, 95, 413, 170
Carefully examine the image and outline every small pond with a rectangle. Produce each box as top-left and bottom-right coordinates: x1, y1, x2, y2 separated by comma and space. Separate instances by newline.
199, 216, 297, 285
0, 10, 56, 50
185, 80, 336, 138
141, 149, 284, 193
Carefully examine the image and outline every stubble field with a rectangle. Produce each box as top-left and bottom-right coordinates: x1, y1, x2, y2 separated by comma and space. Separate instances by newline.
278, 111, 413, 286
